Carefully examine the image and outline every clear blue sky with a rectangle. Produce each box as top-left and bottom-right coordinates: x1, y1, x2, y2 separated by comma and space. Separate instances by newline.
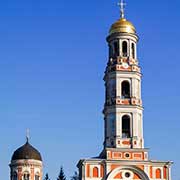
0, 0, 179, 179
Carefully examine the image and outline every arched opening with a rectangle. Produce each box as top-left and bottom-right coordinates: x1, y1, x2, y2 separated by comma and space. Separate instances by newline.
122, 115, 131, 138
109, 45, 113, 58
156, 169, 161, 179
121, 81, 130, 98
110, 79, 116, 98
111, 140, 114, 146
114, 41, 119, 56
12, 172, 18, 180
131, 43, 135, 59
23, 172, 30, 180
93, 167, 99, 177
122, 41, 128, 57
35, 173, 40, 180
108, 113, 115, 135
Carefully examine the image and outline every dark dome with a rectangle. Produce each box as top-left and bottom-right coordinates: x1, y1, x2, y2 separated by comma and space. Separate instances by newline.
11, 141, 42, 161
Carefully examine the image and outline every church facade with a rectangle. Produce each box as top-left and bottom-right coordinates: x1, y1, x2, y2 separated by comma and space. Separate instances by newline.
77, 2, 173, 180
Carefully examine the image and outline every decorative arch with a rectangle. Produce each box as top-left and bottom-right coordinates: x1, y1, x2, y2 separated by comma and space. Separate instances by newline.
156, 169, 161, 179
106, 166, 149, 180
93, 167, 99, 178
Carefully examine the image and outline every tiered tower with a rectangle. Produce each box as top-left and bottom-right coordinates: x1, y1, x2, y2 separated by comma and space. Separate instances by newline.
77, 1, 173, 180
9, 137, 43, 180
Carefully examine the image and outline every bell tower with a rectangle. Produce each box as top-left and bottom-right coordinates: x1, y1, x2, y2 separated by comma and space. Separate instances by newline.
104, 0, 143, 150
77, 1, 173, 180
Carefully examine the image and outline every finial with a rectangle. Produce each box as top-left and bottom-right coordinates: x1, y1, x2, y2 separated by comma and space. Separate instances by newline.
26, 129, 30, 143
117, 0, 126, 18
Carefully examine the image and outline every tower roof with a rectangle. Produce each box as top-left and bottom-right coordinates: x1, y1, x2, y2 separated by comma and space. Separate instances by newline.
109, 0, 136, 35
109, 18, 136, 35
11, 141, 42, 161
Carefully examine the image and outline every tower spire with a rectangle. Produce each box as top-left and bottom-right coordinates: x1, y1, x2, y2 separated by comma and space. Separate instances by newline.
117, 0, 126, 18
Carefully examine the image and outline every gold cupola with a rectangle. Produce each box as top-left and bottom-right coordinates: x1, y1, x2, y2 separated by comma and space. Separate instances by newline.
109, 0, 136, 35
109, 18, 136, 35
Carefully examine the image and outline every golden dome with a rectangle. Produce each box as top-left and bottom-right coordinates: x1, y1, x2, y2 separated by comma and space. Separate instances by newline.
109, 18, 136, 35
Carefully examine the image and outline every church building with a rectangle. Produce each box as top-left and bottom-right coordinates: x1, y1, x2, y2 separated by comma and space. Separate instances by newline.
9, 137, 43, 180
77, 1, 173, 180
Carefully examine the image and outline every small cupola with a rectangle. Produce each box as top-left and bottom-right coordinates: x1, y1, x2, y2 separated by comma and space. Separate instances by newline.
11, 139, 42, 162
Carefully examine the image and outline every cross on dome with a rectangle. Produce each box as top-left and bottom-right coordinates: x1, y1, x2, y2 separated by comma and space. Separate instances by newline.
117, 0, 126, 18
26, 128, 30, 142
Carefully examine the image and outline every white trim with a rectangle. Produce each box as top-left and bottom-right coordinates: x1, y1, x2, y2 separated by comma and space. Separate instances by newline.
106, 166, 149, 180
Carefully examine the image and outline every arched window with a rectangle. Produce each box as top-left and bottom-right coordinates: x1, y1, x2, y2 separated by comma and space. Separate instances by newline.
122, 115, 131, 138
35, 174, 40, 180
23, 172, 30, 180
114, 41, 119, 56
109, 114, 115, 135
122, 41, 128, 57
12, 172, 18, 180
109, 79, 116, 98
121, 81, 130, 98
93, 167, 99, 177
156, 169, 161, 179
109, 45, 113, 58
131, 43, 135, 59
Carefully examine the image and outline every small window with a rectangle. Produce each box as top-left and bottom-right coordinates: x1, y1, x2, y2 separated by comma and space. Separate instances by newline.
122, 115, 131, 138
114, 41, 119, 56
111, 119, 115, 134
109, 45, 113, 58
121, 81, 130, 98
35, 174, 40, 180
131, 43, 135, 59
125, 172, 130, 178
93, 167, 99, 177
23, 173, 30, 180
109, 114, 115, 135
109, 79, 116, 98
156, 169, 161, 179
122, 41, 128, 57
